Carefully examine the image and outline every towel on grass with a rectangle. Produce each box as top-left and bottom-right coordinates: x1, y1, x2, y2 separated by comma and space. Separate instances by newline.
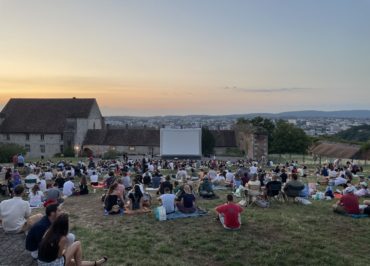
165, 210, 208, 220
213, 186, 229, 191
347, 214, 369, 219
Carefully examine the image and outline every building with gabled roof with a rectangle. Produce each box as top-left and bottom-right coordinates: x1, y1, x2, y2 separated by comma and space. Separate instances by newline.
0, 98, 104, 158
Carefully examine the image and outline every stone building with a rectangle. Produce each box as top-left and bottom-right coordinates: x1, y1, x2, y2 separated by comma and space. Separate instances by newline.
0, 98, 268, 160
0, 98, 104, 158
83, 127, 268, 160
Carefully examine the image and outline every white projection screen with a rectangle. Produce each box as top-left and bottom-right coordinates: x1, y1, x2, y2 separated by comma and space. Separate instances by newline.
160, 128, 202, 158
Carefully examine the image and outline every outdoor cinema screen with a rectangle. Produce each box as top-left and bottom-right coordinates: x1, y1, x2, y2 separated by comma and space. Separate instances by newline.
160, 128, 202, 157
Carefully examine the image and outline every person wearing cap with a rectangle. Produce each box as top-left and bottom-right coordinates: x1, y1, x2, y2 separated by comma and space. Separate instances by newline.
333, 186, 360, 215
354, 182, 369, 197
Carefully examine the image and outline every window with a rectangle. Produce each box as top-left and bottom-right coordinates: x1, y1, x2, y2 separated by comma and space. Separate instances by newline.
60, 134, 64, 141
25, 133, 30, 141
60, 145, 64, 153
40, 145, 45, 153
6, 134, 10, 140
40, 134, 45, 141
129, 146, 135, 151
93, 122, 96, 130
25, 144, 30, 152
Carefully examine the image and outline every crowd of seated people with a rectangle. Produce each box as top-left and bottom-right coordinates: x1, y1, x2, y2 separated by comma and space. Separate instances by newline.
1, 154, 370, 266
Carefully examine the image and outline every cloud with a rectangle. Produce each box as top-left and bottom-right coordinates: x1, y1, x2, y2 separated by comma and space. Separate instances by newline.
223, 87, 312, 93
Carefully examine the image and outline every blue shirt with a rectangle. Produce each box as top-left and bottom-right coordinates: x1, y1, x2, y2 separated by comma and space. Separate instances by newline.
26, 216, 51, 252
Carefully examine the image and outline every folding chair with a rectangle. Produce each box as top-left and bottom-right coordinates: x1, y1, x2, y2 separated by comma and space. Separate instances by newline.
283, 185, 304, 203
266, 182, 284, 203
244, 184, 263, 207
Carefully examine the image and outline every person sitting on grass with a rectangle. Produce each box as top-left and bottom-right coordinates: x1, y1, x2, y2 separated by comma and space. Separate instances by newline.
62, 176, 76, 197
104, 183, 121, 215
29, 184, 45, 207
212, 171, 226, 186
79, 176, 89, 195
105, 171, 116, 189
26, 203, 75, 259
173, 181, 181, 194
176, 184, 196, 213
333, 186, 360, 215
55, 172, 65, 190
128, 184, 144, 211
90, 171, 99, 186
158, 175, 173, 195
199, 177, 216, 199
354, 182, 369, 197
215, 194, 244, 230
0, 184, 43, 234
45, 183, 64, 205
38, 213, 107, 266
158, 187, 176, 214
151, 170, 162, 189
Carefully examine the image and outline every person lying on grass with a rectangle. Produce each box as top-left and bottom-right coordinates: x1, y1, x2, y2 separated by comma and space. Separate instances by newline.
38, 213, 107, 266
215, 194, 244, 230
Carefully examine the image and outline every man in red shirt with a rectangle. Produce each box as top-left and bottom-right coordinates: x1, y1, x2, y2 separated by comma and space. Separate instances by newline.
215, 194, 244, 230
333, 186, 360, 215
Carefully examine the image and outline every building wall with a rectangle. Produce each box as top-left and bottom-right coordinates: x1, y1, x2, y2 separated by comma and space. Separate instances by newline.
75, 102, 104, 149
234, 127, 268, 160
0, 133, 63, 158
83, 144, 160, 157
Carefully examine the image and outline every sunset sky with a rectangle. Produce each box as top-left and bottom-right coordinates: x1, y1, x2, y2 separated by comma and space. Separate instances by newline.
0, 0, 369, 116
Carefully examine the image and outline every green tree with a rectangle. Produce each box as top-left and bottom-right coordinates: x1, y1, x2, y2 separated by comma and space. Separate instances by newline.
270, 120, 311, 154
0, 143, 27, 163
202, 127, 215, 156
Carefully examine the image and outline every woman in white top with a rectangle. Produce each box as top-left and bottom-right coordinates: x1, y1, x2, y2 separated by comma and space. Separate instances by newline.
90, 171, 99, 186
29, 184, 44, 207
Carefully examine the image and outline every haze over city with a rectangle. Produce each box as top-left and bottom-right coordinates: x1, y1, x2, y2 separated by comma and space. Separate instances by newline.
0, 0, 369, 115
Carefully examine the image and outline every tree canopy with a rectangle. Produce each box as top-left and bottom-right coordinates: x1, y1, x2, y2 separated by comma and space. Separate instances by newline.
202, 127, 215, 156
0, 143, 27, 163
270, 120, 311, 154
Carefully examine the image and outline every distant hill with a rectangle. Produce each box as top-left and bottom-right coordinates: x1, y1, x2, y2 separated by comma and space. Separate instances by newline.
106, 110, 370, 120
335, 125, 370, 142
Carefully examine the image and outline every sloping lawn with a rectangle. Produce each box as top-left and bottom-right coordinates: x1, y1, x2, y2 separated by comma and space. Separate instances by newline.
63, 189, 370, 266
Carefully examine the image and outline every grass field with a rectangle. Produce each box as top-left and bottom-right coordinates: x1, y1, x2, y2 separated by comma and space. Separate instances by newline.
60, 185, 370, 266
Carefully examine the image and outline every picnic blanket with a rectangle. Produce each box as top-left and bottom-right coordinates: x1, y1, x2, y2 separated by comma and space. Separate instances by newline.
92, 184, 105, 189
347, 214, 369, 219
146, 188, 159, 192
213, 186, 229, 191
165, 210, 208, 220
124, 208, 151, 215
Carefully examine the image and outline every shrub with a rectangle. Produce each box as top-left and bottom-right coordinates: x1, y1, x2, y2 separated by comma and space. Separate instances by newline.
0, 143, 27, 163
103, 150, 120, 159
